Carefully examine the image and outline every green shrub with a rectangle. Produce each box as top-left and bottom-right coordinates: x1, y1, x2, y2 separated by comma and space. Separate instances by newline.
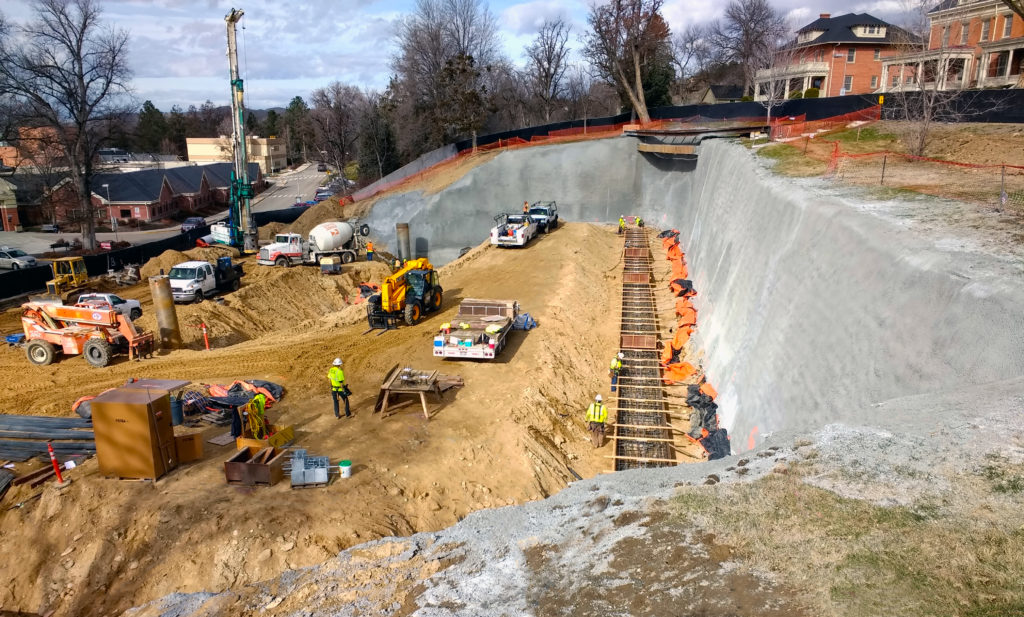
741, 95, 753, 102
804, 87, 820, 98
789, 90, 803, 99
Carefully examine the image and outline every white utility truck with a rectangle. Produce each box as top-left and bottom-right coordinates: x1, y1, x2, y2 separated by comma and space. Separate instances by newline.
433, 298, 519, 360
490, 214, 537, 247
258, 221, 370, 267
76, 293, 143, 321
168, 257, 244, 303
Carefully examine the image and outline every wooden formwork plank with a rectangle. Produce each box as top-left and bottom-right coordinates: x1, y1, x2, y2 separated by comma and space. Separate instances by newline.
622, 273, 651, 283
612, 435, 677, 443
620, 334, 657, 349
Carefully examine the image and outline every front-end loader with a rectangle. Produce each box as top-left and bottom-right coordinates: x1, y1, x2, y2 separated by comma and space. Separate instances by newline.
366, 258, 442, 331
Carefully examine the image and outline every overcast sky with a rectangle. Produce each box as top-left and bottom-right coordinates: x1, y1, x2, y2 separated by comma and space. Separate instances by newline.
1, 0, 909, 110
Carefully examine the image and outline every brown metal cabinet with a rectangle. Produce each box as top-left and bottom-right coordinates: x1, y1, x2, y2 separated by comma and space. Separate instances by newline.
91, 388, 178, 480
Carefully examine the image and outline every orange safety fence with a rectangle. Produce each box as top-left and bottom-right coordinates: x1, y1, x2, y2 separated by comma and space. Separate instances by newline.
771, 105, 883, 140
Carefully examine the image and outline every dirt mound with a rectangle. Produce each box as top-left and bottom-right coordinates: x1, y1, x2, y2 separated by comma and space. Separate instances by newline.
184, 245, 239, 262
133, 260, 394, 348
286, 198, 351, 236
260, 221, 286, 243
139, 249, 189, 278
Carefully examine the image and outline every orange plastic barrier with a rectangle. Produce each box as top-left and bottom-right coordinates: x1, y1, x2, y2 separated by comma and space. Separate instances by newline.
674, 297, 693, 317
699, 380, 718, 400
664, 361, 697, 384
672, 324, 694, 348
666, 243, 683, 261
671, 259, 688, 279
677, 306, 697, 327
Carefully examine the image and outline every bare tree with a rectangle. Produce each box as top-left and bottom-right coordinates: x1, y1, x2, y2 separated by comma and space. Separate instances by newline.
356, 90, 400, 183
583, 0, 668, 124
525, 19, 571, 123
0, 0, 132, 250
310, 82, 363, 180
671, 23, 723, 101
392, 0, 501, 154
752, 36, 801, 139
886, 0, 983, 156
709, 0, 787, 96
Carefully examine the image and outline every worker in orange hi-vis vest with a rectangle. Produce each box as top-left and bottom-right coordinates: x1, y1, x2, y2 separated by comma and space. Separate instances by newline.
366, 240, 375, 261
523, 201, 529, 213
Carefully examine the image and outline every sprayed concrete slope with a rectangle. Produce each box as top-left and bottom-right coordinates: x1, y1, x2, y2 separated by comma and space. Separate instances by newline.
128, 138, 1024, 616
367, 137, 1024, 450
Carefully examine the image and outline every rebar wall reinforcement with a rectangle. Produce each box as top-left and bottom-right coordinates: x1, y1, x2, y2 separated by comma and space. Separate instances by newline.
612, 227, 678, 471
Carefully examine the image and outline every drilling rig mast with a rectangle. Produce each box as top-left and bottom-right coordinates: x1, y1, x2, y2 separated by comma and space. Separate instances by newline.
224, 7, 257, 252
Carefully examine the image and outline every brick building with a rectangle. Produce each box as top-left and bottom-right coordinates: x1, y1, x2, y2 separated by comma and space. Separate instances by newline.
91, 162, 264, 223
755, 13, 913, 101
880, 0, 1024, 92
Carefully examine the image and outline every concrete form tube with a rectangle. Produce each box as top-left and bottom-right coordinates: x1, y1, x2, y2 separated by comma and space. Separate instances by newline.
149, 276, 182, 349
396, 223, 412, 261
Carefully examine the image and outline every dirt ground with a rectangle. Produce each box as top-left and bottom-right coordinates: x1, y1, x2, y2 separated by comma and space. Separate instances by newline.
0, 223, 623, 617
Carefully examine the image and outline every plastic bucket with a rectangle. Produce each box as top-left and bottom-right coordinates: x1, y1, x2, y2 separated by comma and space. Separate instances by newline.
339, 460, 352, 478
170, 397, 184, 426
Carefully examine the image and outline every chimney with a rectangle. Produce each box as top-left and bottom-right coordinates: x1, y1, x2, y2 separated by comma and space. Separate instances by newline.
820, 13, 830, 19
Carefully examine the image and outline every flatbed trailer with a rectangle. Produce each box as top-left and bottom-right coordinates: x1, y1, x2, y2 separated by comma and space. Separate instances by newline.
433, 298, 518, 360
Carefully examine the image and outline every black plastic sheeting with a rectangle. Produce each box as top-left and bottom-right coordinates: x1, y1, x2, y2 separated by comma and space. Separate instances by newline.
1, 207, 306, 299
699, 428, 731, 461
881, 89, 1024, 124
456, 94, 882, 152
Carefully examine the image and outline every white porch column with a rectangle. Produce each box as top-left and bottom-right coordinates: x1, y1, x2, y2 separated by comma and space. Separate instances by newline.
979, 53, 988, 86
880, 64, 890, 92
1006, 49, 1015, 79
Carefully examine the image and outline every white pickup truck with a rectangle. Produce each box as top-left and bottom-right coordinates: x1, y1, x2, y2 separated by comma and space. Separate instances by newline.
77, 293, 143, 321
490, 214, 537, 247
168, 258, 244, 303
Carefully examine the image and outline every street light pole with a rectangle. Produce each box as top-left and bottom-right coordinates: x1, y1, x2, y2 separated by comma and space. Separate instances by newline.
102, 183, 117, 242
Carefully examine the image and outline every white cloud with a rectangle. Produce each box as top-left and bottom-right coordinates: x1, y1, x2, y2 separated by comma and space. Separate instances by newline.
499, 1, 574, 36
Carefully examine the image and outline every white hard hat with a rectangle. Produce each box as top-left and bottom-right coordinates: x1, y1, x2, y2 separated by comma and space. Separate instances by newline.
333, 358, 342, 366
595, 394, 603, 402
617, 352, 624, 359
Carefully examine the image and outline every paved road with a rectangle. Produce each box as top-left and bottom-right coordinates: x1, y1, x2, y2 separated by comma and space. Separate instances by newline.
0, 164, 328, 256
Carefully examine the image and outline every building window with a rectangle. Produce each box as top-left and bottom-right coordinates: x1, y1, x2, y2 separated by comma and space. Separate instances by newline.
847, 48, 856, 62
120, 209, 130, 218
961, 22, 969, 44
874, 48, 881, 60
864, 25, 880, 35
843, 75, 853, 91
1004, 15, 1013, 38
871, 75, 878, 88
892, 74, 900, 87
981, 19, 991, 41
942, 26, 950, 46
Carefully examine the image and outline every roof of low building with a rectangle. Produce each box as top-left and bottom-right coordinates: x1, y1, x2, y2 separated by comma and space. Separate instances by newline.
795, 12, 914, 46
92, 162, 261, 203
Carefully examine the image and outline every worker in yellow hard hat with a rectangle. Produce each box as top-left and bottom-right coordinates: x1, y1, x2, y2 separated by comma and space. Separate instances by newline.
329, 358, 351, 418
585, 394, 608, 448
609, 352, 624, 392
618, 215, 625, 235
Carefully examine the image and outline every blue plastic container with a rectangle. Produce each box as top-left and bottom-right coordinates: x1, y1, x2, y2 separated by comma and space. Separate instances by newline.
170, 396, 184, 426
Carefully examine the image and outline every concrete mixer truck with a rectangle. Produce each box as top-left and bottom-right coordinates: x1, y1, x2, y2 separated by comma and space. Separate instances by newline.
258, 221, 370, 267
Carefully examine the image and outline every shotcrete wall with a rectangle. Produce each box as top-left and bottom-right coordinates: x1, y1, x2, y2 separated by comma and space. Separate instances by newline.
366, 138, 1024, 450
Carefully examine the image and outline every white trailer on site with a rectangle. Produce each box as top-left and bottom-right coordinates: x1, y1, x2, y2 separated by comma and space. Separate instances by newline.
433, 298, 519, 360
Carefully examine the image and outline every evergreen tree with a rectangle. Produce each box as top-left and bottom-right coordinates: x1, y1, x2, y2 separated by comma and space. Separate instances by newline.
264, 109, 280, 137
245, 111, 262, 137
167, 105, 187, 158
135, 100, 168, 152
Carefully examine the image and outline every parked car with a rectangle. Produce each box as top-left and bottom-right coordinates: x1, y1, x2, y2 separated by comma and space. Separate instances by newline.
317, 162, 328, 172
77, 293, 143, 321
0, 246, 38, 270
40, 223, 60, 233
180, 216, 207, 233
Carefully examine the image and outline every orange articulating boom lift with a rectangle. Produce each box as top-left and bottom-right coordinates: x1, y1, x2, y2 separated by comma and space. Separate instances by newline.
20, 301, 154, 367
